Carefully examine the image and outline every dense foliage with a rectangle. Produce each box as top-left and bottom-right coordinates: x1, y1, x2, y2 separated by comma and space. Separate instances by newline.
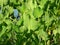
0, 0, 60, 45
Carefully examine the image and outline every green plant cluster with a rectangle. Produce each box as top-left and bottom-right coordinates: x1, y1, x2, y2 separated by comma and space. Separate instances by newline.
0, 0, 60, 45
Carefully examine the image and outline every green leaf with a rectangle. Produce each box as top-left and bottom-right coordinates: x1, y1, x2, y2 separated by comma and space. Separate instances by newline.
6, 25, 11, 32
38, 29, 48, 41
53, 29, 57, 36
30, 18, 39, 30
0, 26, 6, 37
39, 0, 47, 9
7, 33, 11, 39
35, 27, 48, 41
33, 7, 43, 18
8, 6, 14, 14
45, 12, 52, 26
19, 5, 27, 13
57, 26, 60, 34
19, 26, 26, 33
3, 0, 8, 5
0, 0, 3, 5
4, 19, 11, 25
23, 13, 30, 30
0, 14, 3, 22
16, 17, 23, 26
26, 0, 34, 10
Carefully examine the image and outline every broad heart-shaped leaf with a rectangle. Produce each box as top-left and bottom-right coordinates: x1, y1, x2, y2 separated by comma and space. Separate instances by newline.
33, 7, 43, 18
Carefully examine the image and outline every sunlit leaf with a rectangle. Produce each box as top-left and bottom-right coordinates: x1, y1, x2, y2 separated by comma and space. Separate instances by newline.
0, 26, 6, 37
33, 7, 43, 18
